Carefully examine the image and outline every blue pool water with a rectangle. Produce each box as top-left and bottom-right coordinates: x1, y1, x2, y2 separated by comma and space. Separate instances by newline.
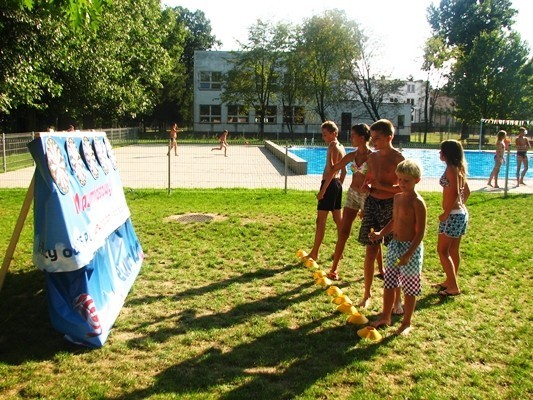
289, 147, 532, 179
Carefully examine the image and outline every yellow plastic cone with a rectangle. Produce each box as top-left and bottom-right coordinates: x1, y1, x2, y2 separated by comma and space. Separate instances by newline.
336, 302, 357, 315
332, 294, 352, 305
296, 249, 308, 259
313, 270, 327, 280
357, 326, 382, 342
305, 258, 319, 269
315, 277, 332, 287
326, 286, 343, 297
347, 312, 369, 325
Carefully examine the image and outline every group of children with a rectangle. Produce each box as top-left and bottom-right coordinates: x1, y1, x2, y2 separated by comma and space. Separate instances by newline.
308, 119, 470, 335
487, 127, 529, 188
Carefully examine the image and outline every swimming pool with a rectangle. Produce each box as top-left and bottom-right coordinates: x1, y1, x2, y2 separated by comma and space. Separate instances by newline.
289, 147, 532, 179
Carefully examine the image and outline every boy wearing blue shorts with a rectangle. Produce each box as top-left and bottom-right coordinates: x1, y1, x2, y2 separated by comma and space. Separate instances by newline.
308, 121, 346, 262
369, 159, 427, 335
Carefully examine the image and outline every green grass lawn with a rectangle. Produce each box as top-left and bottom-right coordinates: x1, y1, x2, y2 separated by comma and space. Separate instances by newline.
0, 189, 531, 399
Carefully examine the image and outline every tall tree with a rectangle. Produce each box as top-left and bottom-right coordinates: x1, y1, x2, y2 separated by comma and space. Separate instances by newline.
221, 20, 290, 137
298, 9, 361, 122
153, 7, 219, 126
342, 33, 403, 122
452, 30, 531, 124
427, 0, 516, 52
421, 35, 455, 142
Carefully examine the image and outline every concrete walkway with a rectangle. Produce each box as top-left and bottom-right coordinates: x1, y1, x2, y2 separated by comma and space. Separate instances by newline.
1, 143, 532, 194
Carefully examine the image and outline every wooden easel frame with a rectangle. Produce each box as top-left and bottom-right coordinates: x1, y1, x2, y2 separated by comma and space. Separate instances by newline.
0, 176, 34, 292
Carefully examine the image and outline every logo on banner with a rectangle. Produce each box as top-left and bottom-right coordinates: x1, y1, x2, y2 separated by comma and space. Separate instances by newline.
73, 293, 103, 337
46, 138, 70, 194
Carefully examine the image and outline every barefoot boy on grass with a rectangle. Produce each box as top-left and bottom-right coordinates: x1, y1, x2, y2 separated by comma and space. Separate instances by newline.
308, 121, 346, 262
370, 159, 427, 335
357, 119, 404, 309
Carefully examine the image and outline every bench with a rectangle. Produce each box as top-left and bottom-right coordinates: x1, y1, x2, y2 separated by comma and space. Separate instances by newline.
465, 138, 489, 146
264, 140, 307, 175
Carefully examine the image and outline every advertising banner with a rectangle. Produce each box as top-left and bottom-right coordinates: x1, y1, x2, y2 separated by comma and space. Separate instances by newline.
28, 132, 143, 347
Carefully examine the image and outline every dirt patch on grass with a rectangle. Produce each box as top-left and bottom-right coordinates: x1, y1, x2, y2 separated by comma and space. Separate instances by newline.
165, 213, 227, 223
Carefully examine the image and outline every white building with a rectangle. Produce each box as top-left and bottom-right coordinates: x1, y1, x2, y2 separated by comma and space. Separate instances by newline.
193, 50, 412, 140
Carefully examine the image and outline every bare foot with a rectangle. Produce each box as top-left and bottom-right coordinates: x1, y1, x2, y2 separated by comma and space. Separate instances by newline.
395, 324, 412, 336
487, 182, 493, 187
392, 304, 404, 315
494, 185, 499, 188
358, 297, 371, 309
371, 317, 391, 328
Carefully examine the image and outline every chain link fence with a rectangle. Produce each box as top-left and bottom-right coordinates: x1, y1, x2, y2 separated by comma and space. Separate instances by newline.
1, 128, 531, 195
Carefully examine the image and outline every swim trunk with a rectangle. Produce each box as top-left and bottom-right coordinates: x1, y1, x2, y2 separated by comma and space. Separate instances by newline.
317, 178, 342, 211
517, 151, 527, 159
345, 187, 368, 211
358, 196, 394, 246
438, 208, 468, 238
384, 239, 423, 296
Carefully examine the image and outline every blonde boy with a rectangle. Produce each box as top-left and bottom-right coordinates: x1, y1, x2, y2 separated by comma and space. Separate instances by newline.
370, 159, 427, 335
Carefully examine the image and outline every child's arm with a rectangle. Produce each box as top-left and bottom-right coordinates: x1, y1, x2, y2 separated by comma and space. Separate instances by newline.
398, 198, 426, 265
368, 219, 394, 241
463, 180, 471, 204
318, 150, 353, 199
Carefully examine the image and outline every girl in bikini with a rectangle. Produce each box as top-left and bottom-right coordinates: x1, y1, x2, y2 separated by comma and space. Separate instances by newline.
318, 124, 378, 280
436, 140, 470, 296
487, 130, 507, 188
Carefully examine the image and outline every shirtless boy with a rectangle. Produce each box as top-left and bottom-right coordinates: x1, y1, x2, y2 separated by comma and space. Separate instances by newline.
515, 127, 530, 185
307, 121, 346, 262
370, 159, 427, 335
357, 119, 404, 309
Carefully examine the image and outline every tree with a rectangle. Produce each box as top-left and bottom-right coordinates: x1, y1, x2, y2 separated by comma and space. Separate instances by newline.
221, 20, 290, 137
427, 0, 531, 135
421, 35, 455, 142
298, 9, 362, 122
342, 33, 403, 122
452, 30, 531, 125
9, 0, 111, 29
153, 6, 219, 126
427, 0, 516, 52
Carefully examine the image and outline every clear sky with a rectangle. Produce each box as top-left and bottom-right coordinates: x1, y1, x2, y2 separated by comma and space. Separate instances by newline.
163, 0, 532, 81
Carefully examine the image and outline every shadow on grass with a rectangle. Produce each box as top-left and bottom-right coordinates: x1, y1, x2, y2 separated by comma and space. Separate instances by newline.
0, 269, 89, 364
112, 315, 395, 400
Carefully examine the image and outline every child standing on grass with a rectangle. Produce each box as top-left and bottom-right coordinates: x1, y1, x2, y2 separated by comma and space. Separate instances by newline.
435, 139, 470, 297
357, 119, 404, 309
318, 123, 373, 280
370, 159, 426, 335
307, 121, 346, 262
487, 130, 506, 188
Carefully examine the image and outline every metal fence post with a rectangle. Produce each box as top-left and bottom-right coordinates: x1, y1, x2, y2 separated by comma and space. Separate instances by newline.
284, 141, 288, 193
503, 146, 511, 197
167, 143, 171, 195
2, 132, 6, 173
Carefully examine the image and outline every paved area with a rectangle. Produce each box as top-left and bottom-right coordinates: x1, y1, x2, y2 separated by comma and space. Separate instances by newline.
1, 143, 532, 194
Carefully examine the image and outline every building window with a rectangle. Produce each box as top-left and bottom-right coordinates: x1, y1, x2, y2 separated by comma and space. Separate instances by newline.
283, 106, 305, 124
407, 83, 415, 93
199, 71, 222, 90
227, 105, 249, 123
398, 115, 405, 128
255, 106, 277, 124
199, 104, 221, 123
407, 98, 415, 105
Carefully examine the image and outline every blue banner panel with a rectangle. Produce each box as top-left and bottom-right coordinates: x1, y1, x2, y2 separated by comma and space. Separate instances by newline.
45, 219, 143, 348
28, 132, 143, 347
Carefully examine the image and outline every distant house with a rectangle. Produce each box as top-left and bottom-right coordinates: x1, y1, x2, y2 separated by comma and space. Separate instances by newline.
193, 50, 412, 140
